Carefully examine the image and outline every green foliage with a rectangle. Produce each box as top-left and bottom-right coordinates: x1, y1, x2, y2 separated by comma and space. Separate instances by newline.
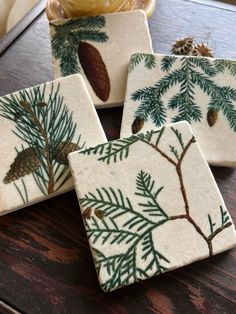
135, 170, 168, 219
220, 205, 230, 225
50, 15, 108, 76
80, 170, 170, 292
79, 127, 166, 166
161, 55, 177, 72
171, 127, 184, 149
129, 53, 156, 73
208, 206, 231, 235
214, 59, 236, 77
132, 56, 236, 130
79, 136, 139, 164
0, 82, 84, 199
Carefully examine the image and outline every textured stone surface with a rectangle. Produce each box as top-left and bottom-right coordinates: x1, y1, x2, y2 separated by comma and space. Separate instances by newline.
0, 74, 106, 215
69, 121, 236, 292
121, 53, 236, 167
49, 10, 153, 108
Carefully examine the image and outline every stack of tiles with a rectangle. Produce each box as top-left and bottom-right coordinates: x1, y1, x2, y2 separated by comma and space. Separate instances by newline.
68, 121, 236, 292
49, 10, 153, 108
121, 53, 236, 167
0, 74, 106, 215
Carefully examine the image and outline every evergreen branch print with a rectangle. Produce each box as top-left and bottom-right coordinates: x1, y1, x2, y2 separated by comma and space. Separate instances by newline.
135, 170, 168, 220
161, 56, 177, 72
50, 16, 110, 101
79, 127, 234, 291
79, 136, 139, 164
0, 82, 83, 199
129, 53, 156, 73
131, 56, 236, 130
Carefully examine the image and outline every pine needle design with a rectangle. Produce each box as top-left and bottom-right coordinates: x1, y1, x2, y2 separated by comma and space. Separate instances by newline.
131, 55, 236, 131
79, 127, 233, 291
50, 16, 110, 102
129, 53, 156, 73
0, 83, 85, 203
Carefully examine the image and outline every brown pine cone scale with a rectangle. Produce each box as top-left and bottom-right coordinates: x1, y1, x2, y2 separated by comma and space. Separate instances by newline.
4, 148, 40, 184
54, 142, 80, 165
78, 41, 111, 102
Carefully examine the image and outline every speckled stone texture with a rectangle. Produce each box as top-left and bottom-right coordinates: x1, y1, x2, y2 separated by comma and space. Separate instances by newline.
69, 121, 236, 292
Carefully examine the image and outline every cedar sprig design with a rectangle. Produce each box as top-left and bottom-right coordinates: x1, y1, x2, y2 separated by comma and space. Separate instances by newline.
79, 127, 233, 291
129, 53, 156, 73
131, 55, 236, 131
0, 83, 85, 201
50, 16, 108, 76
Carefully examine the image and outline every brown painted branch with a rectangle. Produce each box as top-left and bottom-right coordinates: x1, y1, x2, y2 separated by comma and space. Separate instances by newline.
178, 137, 196, 166
149, 143, 177, 166
208, 222, 233, 241
24, 104, 54, 194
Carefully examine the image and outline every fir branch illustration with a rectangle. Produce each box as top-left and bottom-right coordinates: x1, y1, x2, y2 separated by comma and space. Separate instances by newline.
19, 101, 54, 194
50, 16, 111, 102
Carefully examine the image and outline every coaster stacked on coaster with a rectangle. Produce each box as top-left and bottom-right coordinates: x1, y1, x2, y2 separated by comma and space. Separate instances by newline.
49, 10, 153, 108
0, 74, 106, 215
121, 53, 236, 167
68, 121, 236, 292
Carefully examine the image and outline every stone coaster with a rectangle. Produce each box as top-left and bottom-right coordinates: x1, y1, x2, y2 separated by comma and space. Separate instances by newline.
0, 74, 107, 215
68, 121, 236, 292
49, 10, 153, 108
121, 53, 236, 167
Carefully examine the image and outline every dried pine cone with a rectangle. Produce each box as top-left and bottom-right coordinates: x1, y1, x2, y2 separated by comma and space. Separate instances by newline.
4, 148, 40, 184
54, 142, 80, 165
192, 43, 213, 57
171, 36, 194, 55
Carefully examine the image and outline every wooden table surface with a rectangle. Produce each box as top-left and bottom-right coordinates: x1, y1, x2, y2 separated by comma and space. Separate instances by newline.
0, 0, 236, 313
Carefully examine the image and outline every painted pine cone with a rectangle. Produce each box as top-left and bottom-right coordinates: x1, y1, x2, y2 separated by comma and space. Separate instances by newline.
78, 41, 110, 102
54, 142, 80, 165
207, 109, 218, 127
171, 36, 194, 55
192, 43, 213, 58
4, 148, 40, 184
132, 117, 145, 134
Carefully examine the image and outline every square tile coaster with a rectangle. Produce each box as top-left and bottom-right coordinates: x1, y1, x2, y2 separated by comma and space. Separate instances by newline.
0, 74, 107, 215
49, 10, 153, 108
121, 53, 236, 167
68, 121, 236, 292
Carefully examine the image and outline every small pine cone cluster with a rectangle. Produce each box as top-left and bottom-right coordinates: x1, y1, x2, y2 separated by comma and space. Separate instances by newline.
171, 37, 214, 57
171, 36, 194, 55
4, 148, 40, 184
192, 43, 213, 58
54, 142, 80, 165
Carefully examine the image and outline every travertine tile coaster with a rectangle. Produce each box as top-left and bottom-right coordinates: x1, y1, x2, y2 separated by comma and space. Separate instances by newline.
0, 74, 107, 215
49, 10, 153, 108
121, 53, 236, 167
68, 121, 236, 292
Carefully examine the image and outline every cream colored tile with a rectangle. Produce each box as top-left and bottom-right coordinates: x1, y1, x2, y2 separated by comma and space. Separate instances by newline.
0, 74, 107, 215
49, 10, 153, 108
69, 121, 236, 292
121, 53, 236, 167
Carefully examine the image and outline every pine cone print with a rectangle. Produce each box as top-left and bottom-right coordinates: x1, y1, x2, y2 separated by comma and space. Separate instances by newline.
171, 36, 194, 55
207, 109, 218, 127
83, 208, 92, 220
54, 142, 80, 165
4, 148, 40, 184
95, 209, 104, 220
132, 117, 145, 134
78, 42, 110, 102
192, 43, 213, 58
